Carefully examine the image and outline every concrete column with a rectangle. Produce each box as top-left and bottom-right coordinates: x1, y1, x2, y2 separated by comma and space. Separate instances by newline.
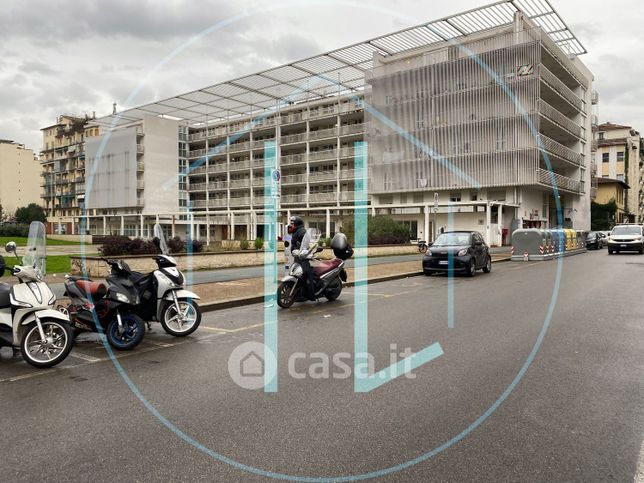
230, 212, 235, 240
424, 205, 430, 242
326, 209, 331, 238
120, 216, 125, 236
140, 215, 144, 238
71, 219, 75, 235
246, 220, 251, 240
195, 223, 200, 241
190, 214, 195, 240
103, 216, 107, 235
206, 215, 211, 246
171, 215, 176, 238
485, 202, 491, 244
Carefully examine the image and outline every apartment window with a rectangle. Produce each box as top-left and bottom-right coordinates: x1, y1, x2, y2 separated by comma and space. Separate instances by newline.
598, 132, 605, 140
450, 192, 461, 202
602, 153, 610, 163
617, 151, 625, 162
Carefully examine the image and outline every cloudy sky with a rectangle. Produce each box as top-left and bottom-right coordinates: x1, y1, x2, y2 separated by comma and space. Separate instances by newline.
1, 0, 642, 152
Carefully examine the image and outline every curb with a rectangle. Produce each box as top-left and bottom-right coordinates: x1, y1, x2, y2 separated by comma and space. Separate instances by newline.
200, 256, 511, 312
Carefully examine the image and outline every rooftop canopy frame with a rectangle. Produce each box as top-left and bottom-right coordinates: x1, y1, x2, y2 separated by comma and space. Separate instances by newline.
94, 0, 586, 129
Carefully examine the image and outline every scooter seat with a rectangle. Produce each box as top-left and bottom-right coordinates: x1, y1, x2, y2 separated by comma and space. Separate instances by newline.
75, 280, 108, 299
0, 283, 11, 309
313, 259, 342, 276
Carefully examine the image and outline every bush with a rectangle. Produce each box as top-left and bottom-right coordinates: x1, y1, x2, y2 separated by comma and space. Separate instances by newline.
254, 237, 264, 250
240, 238, 250, 250
191, 239, 204, 253
100, 236, 158, 256
0, 223, 30, 237
342, 216, 410, 246
167, 236, 185, 253
221, 240, 235, 251
14, 204, 46, 224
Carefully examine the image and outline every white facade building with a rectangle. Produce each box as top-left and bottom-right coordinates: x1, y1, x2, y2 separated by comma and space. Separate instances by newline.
86, 1, 593, 245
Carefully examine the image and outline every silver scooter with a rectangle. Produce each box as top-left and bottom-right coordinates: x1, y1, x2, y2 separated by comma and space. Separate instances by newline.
0, 222, 73, 367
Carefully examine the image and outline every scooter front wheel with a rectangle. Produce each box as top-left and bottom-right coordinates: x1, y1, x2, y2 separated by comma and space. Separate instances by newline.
21, 319, 73, 368
160, 299, 202, 337
277, 281, 296, 308
106, 314, 145, 350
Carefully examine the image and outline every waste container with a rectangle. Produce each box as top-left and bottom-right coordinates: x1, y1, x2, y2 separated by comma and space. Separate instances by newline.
511, 229, 549, 261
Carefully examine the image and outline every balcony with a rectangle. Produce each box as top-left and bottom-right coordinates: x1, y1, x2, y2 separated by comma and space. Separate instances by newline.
136, 161, 144, 171
208, 199, 227, 208
339, 123, 364, 136
208, 163, 228, 174
229, 141, 251, 153
309, 105, 338, 120
281, 152, 307, 165
229, 161, 250, 172
188, 148, 207, 158
189, 165, 207, 176
538, 135, 584, 168
252, 177, 266, 187
229, 196, 250, 207
252, 138, 275, 149
538, 99, 582, 138
208, 181, 228, 190
308, 127, 338, 141
536, 169, 582, 194
136, 180, 145, 190
280, 132, 307, 145
340, 169, 357, 180
192, 199, 207, 208
309, 192, 337, 203
591, 91, 599, 105
309, 149, 337, 162
308, 171, 336, 183
229, 179, 250, 189
282, 173, 307, 184
280, 112, 307, 125
136, 143, 144, 154
190, 182, 207, 191
539, 64, 583, 112
281, 194, 306, 204
340, 146, 356, 158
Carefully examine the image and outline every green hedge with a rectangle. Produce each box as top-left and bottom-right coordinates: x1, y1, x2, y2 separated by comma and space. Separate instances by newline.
341, 216, 410, 246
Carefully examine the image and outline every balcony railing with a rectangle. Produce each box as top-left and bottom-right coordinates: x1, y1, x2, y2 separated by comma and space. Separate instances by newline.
308, 127, 338, 141
252, 177, 266, 187
281, 194, 306, 203
308, 171, 336, 183
190, 182, 207, 191
309, 192, 337, 203
309, 149, 337, 162
539, 64, 583, 111
229, 161, 250, 171
189, 148, 207, 158
229, 179, 250, 188
252, 138, 275, 149
538, 135, 584, 167
229, 197, 250, 206
309, 105, 338, 119
538, 99, 582, 138
229, 141, 251, 152
281, 152, 307, 165
208, 163, 228, 173
208, 181, 228, 190
209, 199, 227, 208
339, 169, 357, 180
282, 173, 307, 184
591, 91, 599, 105
189, 165, 207, 175
280, 112, 307, 125
339, 123, 364, 136
280, 132, 307, 144
536, 168, 582, 194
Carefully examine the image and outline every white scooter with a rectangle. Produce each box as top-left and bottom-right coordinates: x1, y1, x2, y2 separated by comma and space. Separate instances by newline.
102, 224, 202, 337
0, 222, 73, 367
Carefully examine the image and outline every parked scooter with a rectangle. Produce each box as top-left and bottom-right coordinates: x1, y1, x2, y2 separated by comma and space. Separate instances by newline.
102, 224, 202, 336
0, 222, 73, 367
58, 273, 145, 350
277, 230, 353, 308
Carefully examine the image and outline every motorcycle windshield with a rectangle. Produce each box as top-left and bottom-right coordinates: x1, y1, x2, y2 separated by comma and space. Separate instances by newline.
299, 228, 319, 256
22, 221, 46, 276
154, 223, 169, 255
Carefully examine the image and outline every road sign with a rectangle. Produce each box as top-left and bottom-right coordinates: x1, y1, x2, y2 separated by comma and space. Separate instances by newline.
270, 169, 281, 199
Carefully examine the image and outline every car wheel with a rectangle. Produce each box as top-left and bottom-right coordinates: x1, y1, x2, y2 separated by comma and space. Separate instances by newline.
467, 259, 476, 277
482, 256, 492, 273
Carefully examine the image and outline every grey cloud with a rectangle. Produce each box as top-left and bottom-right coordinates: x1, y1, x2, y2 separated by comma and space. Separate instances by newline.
20, 61, 59, 76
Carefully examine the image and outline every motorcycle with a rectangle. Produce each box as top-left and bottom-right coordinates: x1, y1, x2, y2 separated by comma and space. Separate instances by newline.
0, 222, 73, 368
102, 224, 202, 337
58, 273, 146, 350
277, 230, 353, 309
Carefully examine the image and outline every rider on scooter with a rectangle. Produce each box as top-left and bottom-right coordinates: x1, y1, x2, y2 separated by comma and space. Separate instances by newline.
287, 215, 316, 301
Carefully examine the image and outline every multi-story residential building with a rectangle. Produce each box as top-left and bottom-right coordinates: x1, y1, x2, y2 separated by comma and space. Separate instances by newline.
0, 140, 41, 217
596, 122, 644, 222
595, 177, 629, 224
40, 115, 92, 234
84, 1, 592, 244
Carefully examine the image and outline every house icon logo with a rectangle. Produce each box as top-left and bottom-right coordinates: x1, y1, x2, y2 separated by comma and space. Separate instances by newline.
228, 341, 276, 390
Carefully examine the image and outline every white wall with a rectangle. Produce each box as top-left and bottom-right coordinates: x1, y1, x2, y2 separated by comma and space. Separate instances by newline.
142, 115, 179, 215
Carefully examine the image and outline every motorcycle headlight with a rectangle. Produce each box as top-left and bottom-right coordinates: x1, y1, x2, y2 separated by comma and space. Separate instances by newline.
290, 265, 303, 277
457, 248, 468, 257
158, 272, 179, 288
115, 292, 130, 303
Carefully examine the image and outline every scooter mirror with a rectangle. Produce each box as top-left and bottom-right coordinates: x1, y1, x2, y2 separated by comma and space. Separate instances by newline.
5, 241, 16, 254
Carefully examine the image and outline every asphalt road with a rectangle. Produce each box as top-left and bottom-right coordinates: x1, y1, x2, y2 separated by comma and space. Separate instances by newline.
1, 249, 642, 482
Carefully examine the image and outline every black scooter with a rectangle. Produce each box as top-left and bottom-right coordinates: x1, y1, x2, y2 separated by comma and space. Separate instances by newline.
59, 270, 145, 350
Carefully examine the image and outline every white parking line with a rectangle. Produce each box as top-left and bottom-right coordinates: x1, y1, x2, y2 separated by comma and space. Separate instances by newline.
68, 351, 101, 362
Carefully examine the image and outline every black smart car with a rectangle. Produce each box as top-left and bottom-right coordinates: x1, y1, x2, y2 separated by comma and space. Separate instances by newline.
423, 231, 492, 277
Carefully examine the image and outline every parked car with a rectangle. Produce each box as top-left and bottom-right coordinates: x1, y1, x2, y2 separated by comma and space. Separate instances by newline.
598, 232, 609, 247
423, 231, 491, 277
586, 231, 604, 250
607, 224, 644, 254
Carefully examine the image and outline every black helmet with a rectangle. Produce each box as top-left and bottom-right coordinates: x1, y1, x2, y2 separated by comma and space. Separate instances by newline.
287, 215, 304, 234
289, 216, 304, 227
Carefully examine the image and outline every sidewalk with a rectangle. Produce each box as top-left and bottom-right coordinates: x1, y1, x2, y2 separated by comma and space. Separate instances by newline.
194, 254, 510, 311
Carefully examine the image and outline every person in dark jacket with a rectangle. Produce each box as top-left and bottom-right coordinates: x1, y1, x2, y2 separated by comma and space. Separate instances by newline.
287, 215, 316, 301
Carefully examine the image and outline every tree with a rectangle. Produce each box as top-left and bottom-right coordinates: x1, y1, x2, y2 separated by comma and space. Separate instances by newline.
14, 203, 47, 224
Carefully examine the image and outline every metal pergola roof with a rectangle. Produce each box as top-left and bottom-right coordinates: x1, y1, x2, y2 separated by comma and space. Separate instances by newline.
95, 0, 586, 129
